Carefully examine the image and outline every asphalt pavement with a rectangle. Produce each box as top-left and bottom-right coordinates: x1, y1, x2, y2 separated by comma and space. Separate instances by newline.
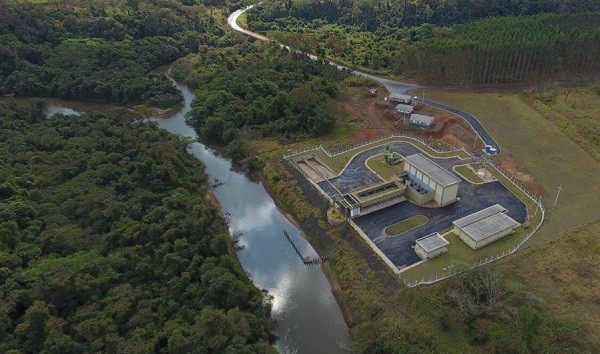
317, 143, 527, 268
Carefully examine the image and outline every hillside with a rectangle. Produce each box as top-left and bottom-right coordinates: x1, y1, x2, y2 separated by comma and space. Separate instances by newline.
247, 1, 600, 84
0, 0, 223, 108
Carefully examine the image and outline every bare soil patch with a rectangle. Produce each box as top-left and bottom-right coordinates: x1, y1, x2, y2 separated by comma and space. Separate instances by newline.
497, 154, 548, 197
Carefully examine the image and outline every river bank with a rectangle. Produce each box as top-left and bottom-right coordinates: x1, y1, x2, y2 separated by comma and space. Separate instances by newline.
250, 169, 355, 327
149, 77, 352, 353
33, 72, 352, 353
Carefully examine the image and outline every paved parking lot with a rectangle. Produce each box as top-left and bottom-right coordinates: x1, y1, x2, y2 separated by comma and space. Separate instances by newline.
315, 143, 527, 268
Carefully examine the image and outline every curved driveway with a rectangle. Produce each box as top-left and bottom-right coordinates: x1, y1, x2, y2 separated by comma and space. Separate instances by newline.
227, 6, 500, 152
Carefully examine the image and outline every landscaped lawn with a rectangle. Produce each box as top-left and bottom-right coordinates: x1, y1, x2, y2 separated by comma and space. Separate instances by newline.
366, 154, 404, 180
385, 215, 428, 236
401, 225, 531, 282
311, 136, 470, 174
453, 164, 484, 183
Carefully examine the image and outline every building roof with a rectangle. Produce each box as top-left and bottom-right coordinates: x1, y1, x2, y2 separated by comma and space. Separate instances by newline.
351, 180, 404, 203
453, 204, 507, 228
453, 204, 519, 242
404, 154, 460, 187
409, 114, 435, 126
388, 93, 412, 101
395, 104, 413, 113
416, 232, 449, 252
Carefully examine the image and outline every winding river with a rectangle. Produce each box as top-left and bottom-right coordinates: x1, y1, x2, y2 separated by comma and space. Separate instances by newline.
43, 78, 351, 353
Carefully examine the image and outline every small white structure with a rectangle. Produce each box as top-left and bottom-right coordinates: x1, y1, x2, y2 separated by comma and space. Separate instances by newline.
403, 154, 460, 207
387, 93, 413, 104
409, 114, 435, 128
415, 232, 449, 260
395, 104, 414, 115
453, 204, 519, 249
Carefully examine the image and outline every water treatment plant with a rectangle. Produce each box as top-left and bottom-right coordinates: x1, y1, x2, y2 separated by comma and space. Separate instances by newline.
286, 138, 542, 282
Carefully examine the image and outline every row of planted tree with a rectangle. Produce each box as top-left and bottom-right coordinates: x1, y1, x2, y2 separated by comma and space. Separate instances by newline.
249, 3, 600, 85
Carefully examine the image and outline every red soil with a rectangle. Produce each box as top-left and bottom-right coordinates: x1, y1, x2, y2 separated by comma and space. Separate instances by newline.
498, 155, 548, 197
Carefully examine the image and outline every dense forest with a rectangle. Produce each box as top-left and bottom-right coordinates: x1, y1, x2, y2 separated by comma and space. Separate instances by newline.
251, 0, 600, 30
171, 42, 347, 143
0, 101, 274, 352
248, 1, 600, 84
0, 0, 224, 108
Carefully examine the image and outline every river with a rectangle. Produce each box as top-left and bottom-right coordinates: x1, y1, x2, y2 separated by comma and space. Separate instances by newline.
43, 78, 352, 353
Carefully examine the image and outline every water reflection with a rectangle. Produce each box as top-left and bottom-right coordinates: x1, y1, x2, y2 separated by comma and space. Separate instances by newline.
43, 78, 351, 353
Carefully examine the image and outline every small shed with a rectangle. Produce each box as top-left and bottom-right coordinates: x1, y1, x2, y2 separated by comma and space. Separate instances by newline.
387, 93, 413, 104
395, 104, 414, 115
409, 114, 435, 128
415, 232, 449, 260
453, 204, 519, 249
369, 88, 378, 96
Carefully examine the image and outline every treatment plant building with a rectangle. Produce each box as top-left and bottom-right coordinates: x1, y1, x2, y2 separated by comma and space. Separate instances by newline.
387, 93, 413, 104
452, 204, 519, 249
403, 154, 460, 207
414, 232, 449, 260
334, 180, 406, 218
409, 114, 435, 128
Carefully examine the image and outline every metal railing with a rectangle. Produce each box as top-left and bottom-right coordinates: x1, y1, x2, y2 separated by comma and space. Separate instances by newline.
283, 136, 546, 288
401, 163, 546, 287
283, 134, 470, 160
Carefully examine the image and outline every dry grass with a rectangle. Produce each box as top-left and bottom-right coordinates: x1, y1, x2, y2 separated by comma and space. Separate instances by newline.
424, 90, 600, 246
523, 84, 600, 161
493, 219, 600, 348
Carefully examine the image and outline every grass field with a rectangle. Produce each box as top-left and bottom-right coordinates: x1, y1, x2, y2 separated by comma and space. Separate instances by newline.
492, 218, 600, 348
251, 82, 599, 351
365, 154, 404, 180
523, 84, 600, 161
385, 215, 428, 236
453, 164, 484, 183
424, 90, 600, 245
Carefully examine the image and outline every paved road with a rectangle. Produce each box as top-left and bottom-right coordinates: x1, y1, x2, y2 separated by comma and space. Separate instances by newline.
421, 98, 500, 153
316, 144, 526, 267
228, 6, 527, 266
227, 6, 500, 151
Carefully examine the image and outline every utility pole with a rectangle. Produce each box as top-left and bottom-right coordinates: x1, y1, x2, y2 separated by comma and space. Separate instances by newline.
553, 184, 563, 208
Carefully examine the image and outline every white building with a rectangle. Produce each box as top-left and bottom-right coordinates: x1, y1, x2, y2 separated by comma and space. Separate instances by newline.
387, 93, 413, 104
453, 204, 520, 249
415, 232, 449, 260
395, 103, 414, 115
403, 154, 460, 207
409, 114, 435, 128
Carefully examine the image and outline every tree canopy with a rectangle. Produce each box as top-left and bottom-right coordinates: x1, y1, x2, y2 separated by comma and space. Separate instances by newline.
247, 2, 600, 84
171, 42, 347, 143
0, 0, 224, 108
0, 100, 274, 352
